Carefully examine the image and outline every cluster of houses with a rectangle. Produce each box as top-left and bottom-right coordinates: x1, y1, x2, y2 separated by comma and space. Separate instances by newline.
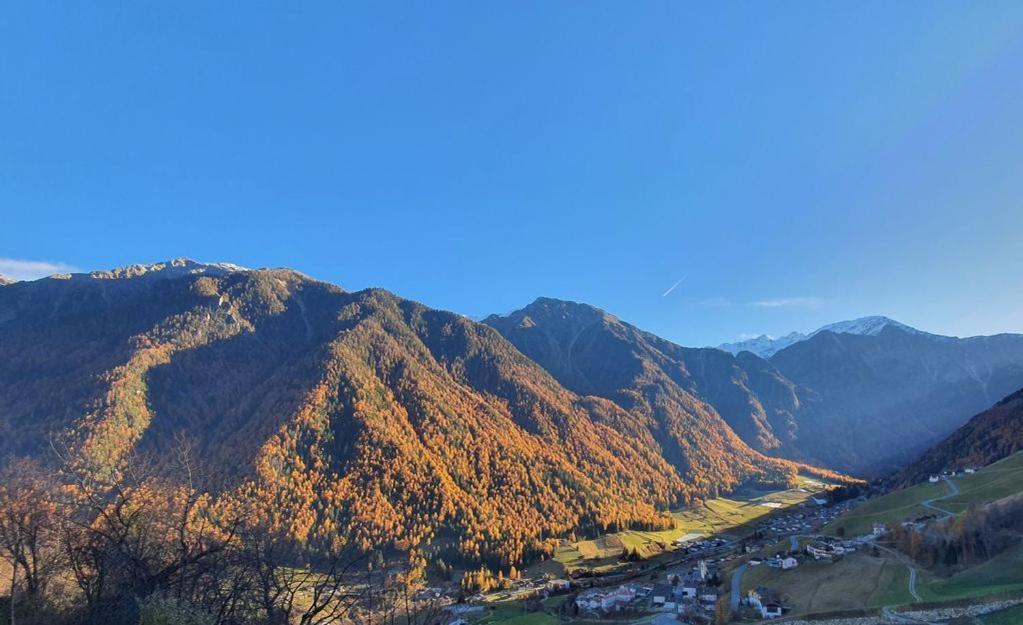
574, 584, 644, 612
928, 467, 976, 483
661, 559, 720, 615
573, 560, 721, 617
803, 531, 875, 561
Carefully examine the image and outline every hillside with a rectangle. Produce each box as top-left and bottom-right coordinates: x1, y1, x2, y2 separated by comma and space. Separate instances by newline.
0, 260, 829, 569
894, 388, 1023, 486
487, 299, 1023, 476
482, 298, 832, 490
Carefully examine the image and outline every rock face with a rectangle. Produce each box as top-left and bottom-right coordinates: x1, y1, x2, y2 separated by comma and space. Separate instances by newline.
488, 299, 1023, 477
0, 261, 841, 566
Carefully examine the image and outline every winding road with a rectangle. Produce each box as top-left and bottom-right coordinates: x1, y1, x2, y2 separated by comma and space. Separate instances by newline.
921, 476, 960, 520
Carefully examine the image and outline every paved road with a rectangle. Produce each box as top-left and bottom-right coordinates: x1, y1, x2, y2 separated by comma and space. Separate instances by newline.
729, 563, 748, 612
907, 566, 922, 601
920, 477, 960, 520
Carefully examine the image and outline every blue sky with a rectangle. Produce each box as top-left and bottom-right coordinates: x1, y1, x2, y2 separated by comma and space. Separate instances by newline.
3, 3, 1023, 346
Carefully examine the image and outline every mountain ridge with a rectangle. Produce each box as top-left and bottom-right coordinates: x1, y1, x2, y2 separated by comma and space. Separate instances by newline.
0, 263, 850, 570
717, 315, 932, 358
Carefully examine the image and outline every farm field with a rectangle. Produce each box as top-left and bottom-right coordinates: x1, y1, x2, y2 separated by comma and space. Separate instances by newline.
546, 477, 827, 574
737, 550, 913, 616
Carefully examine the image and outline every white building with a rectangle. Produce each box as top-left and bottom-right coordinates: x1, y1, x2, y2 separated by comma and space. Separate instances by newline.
929, 475, 940, 483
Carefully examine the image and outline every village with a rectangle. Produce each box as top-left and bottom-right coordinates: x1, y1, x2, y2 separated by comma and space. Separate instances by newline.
432, 487, 868, 624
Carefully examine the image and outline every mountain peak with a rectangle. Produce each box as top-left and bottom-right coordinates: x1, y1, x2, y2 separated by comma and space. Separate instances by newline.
718, 316, 923, 358
84, 257, 249, 281
815, 315, 917, 337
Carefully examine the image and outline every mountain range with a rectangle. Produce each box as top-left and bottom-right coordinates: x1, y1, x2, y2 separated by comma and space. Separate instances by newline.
0, 259, 842, 568
2, 258, 1022, 565
717, 315, 924, 358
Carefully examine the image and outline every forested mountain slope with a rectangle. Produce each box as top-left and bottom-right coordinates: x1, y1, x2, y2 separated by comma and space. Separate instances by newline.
0, 260, 836, 568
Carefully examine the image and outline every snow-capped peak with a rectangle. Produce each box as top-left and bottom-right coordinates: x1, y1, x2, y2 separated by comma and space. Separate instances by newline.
813, 315, 916, 337
717, 316, 922, 358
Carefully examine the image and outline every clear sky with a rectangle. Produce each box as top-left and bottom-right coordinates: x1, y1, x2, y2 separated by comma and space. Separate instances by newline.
3, 3, 1023, 346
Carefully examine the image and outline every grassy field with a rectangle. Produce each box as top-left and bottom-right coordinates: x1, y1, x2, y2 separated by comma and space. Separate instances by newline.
545, 478, 825, 574
825, 452, 1023, 538
823, 481, 948, 537
916, 542, 1023, 602
475, 602, 558, 625
933, 453, 1023, 513
980, 602, 1023, 624
738, 550, 914, 616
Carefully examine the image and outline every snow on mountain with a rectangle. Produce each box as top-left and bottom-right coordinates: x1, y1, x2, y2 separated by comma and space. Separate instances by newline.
814, 315, 919, 337
717, 331, 807, 359
717, 316, 924, 358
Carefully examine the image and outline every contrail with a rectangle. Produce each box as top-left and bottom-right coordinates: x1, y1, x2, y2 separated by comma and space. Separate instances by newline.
662, 275, 687, 297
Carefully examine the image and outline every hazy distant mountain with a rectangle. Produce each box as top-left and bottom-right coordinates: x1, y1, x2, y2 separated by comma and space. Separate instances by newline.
769, 325, 1023, 474
0, 275, 13, 286
894, 388, 1023, 486
491, 301, 1023, 477
717, 315, 923, 358
0, 260, 844, 567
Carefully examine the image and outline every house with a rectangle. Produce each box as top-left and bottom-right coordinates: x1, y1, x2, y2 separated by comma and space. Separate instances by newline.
928, 475, 940, 483
651, 584, 672, 606
965, 468, 976, 474
780, 556, 798, 570
872, 523, 887, 537
805, 543, 833, 560
679, 585, 697, 599
748, 588, 784, 619
547, 579, 571, 591
748, 557, 763, 566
